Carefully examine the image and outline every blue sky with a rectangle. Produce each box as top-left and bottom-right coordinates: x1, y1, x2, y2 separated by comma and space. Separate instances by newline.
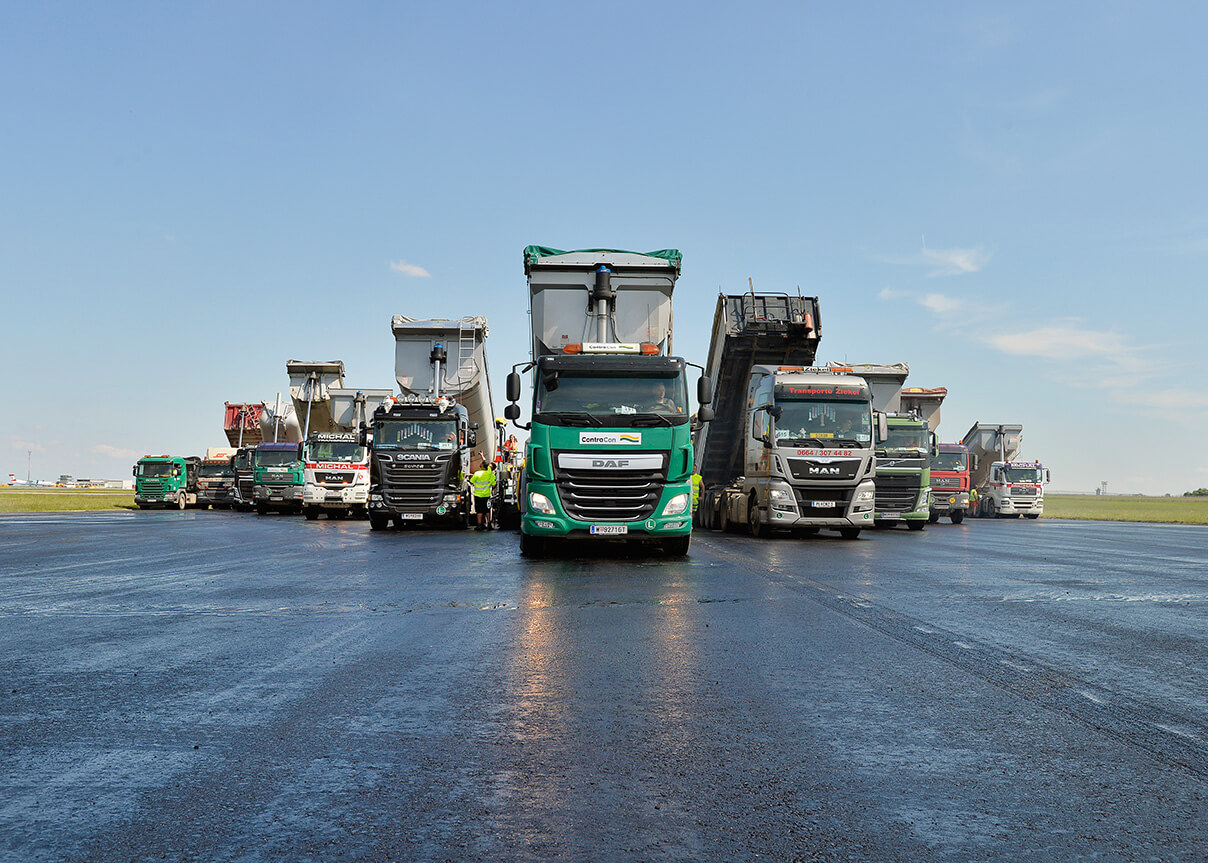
3, 2, 1205, 494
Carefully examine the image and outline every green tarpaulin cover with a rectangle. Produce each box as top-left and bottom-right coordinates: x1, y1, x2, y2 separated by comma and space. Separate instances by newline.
523, 245, 682, 272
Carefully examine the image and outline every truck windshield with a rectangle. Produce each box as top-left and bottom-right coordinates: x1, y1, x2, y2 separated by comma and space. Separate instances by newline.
306, 440, 366, 462
933, 452, 967, 471
880, 428, 928, 451
535, 373, 689, 424
257, 450, 300, 466
773, 401, 871, 446
136, 462, 177, 478
198, 464, 232, 478
1004, 467, 1042, 483
374, 420, 457, 450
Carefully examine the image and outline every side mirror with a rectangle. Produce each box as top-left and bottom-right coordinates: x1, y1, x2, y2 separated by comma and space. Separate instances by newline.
876, 412, 889, 443
504, 404, 520, 421
930, 431, 938, 458
697, 376, 713, 405
697, 405, 714, 423
506, 372, 522, 402
131, 466, 137, 477
971, 454, 978, 471
1045, 469, 1051, 484
467, 429, 477, 448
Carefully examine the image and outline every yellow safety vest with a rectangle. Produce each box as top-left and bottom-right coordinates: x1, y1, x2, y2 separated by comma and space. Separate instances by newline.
470, 469, 496, 498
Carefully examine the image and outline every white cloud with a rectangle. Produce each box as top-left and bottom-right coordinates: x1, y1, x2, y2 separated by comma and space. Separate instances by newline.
90, 444, 141, 461
390, 260, 431, 278
984, 325, 1126, 360
878, 287, 906, 300
921, 246, 990, 277
918, 293, 963, 315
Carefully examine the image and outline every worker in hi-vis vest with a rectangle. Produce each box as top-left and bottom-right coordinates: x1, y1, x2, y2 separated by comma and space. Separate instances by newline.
469, 454, 497, 531
691, 471, 702, 513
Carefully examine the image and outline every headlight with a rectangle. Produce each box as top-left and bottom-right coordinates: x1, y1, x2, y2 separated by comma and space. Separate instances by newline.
529, 492, 556, 514
769, 488, 790, 501
856, 489, 875, 503
662, 493, 689, 516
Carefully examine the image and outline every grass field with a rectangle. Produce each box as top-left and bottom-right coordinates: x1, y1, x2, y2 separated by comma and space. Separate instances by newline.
1043, 493, 1208, 525
0, 488, 136, 513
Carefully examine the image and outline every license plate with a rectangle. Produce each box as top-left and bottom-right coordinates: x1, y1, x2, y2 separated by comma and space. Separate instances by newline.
878, 512, 900, 519
810, 501, 836, 508
401, 513, 424, 521
325, 495, 342, 502
590, 525, 628, 536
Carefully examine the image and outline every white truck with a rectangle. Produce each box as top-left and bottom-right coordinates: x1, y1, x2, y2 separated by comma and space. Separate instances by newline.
962, 423, 1050, 518
286, 360, 394, 520
695, 293, 879, 540
367, 316, 496, 530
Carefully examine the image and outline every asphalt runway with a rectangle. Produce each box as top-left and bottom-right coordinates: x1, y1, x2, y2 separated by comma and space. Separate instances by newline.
1, 511, 1205, 861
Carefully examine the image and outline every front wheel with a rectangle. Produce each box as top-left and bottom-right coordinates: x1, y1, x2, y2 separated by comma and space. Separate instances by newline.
718, 501, 732, 533
661, 536, 691, 556
928, 511, 940, 523
519, 532, 545, 557
950, 509, 965, 524
839, 527, 861, 540
304, 507, 319, 520
369, 513, 390, 531
177, 495, 187, 511
748, 497, 766, 538
255, 503, 268, 516
1024, 513, 1040, 519
906, 519, 926, 531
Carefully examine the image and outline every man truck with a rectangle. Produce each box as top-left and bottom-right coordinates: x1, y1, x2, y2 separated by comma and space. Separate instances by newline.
929, 443, 973, 524
842, 363, 935, 531
133, 455, 200, 510
962, 423, 1049, 518
695, 292, 877, 540
253, 441, 304, 515
504, 246, 711, 557
367, 316, 495, 531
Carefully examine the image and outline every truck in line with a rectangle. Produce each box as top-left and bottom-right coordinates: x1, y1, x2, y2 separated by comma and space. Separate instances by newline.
842, 364, 935, 531
962, 423, 1049, 518
253, 441, 305, 515
133, 455, 199, 510
195, 447, 237, 509
929, 443, 973, 524
504, 247, 710, 556
367, 316, 495, 530
695, 292, 876, 540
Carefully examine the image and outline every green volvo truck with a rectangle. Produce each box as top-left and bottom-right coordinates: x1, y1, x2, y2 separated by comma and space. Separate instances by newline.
504, 247, 712, 557
133, 455, 199, 510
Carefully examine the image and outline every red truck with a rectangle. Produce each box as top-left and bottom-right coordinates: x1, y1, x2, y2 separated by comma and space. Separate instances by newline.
928, 442, 973, 524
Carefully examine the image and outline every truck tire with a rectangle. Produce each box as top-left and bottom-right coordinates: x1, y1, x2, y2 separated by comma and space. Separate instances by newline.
748, 497, 766, 538
1024, 513, 1039, 519
520, 532, 545, 557
256, 503, 268, 516
304, 507, 319, 520
984, 500, 997, 518
661, 536, 690, 556
138, 504, 149, 510
369, 513, 390, 531
177, 495, 187, 511
839, 527, 861, 540
906, 519, 926, 531
928, 511, 940, 523
719, 501, 732, 533
951, 509, 965, 524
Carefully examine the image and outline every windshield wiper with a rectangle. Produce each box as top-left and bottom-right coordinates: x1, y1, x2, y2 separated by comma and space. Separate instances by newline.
632, 413, 675, 427
540, 411, 602, 427
779, 438, 826, 448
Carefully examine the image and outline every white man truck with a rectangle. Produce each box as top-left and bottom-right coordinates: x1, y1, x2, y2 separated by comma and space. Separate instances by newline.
962, 423, 1050, 519
695, 293, 878, 540
367, 316, 496, 530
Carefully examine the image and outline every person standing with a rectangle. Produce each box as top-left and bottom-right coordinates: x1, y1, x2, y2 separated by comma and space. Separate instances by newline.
469, 456, 496, 530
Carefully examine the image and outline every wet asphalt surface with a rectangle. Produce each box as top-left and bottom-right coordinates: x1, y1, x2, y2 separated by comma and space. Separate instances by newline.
1, 511, 1206, 862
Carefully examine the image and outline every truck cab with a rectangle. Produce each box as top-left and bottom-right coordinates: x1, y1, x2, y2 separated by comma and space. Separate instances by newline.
133, 455, 199, 510
195, 456, 236, 509
302, 432, 370, 520
929, 443, 972, 524
982, 460, 1049, 519
253, 441, 304, 515
873, 414, 934, 530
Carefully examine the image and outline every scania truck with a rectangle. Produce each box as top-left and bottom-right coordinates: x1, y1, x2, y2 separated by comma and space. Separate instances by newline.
696, 293, 877, 540
504, 247, 711, 557
133, 455, 199, 510
367, 316, 495, 530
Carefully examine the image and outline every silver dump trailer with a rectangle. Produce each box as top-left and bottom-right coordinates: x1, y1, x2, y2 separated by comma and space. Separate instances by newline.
961, 422, 1048, 518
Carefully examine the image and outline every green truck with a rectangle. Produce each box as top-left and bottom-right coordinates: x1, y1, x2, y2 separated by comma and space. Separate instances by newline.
253, 441, 304, 515
133, 455, 200, 510
504, 247, 711, 557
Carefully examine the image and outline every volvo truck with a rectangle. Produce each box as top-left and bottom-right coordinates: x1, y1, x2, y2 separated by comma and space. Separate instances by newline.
962, 423, 1049, 518
696, 293, 876, 540
367, 316, 495, 530
504, 247, 711, 557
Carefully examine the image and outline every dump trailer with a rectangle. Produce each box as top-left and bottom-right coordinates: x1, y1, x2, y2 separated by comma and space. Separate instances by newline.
224, 403, 265, 447
300, 388, 393, 520
842, 363, 935, 530
133, 455, 200, 510
962, 423, 1049, 518
503, 246, 711, 557
196, 447, 237, 509
695, 293, 875, 539
366, 316, 495, 530
259, 396, 303, 443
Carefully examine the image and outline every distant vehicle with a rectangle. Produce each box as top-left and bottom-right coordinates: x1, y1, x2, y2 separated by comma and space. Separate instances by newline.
231, 446, 257, 512
962, 423, 1049, 519
195, 448, 237, 509
253, 441, 304, 515
929, 443, 973, 524
133, 455, 199, 510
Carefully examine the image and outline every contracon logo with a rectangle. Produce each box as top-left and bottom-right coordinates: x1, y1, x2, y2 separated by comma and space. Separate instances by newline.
579, 432, 642, 446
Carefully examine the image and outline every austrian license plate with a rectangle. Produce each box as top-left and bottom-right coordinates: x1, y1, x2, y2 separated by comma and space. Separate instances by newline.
401, 513, 424, 521
590, 525, 628, 536
810, 501, 836, 508
878, 512, 900, 519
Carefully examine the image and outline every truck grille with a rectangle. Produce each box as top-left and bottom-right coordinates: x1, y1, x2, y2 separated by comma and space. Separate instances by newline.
792, 486, 852, 508
1011, 486, 1038, 497
931, 476, 961, 489
874, 474, 921, 513
238, 478, 254, 499
140, 480, 165, 495
380, 458, 450, 510
554, 461, 667, 523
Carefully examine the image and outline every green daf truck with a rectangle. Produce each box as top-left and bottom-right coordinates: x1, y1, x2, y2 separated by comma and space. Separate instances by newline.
133, 455, 200, 510
504, 247, 712, 557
